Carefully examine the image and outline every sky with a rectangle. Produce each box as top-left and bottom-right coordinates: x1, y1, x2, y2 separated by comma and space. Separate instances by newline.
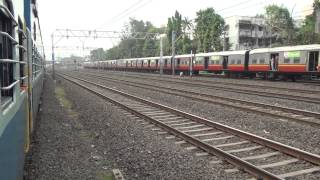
37, 0, 314, 59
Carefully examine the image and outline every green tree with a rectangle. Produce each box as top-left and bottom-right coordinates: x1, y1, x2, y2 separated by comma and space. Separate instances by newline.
166, 11, 193, 54
295, 0, 320, 44
143, 26, 159, 57
264, 5, 295, 45
90, 48, 105, 61
103, 18, 162, 59
194, 8, 225, 52
166, 11, 182, 53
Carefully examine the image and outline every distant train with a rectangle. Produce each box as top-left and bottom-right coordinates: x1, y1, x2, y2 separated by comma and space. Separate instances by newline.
85, 44, 320, 80
0, 0, 45, 179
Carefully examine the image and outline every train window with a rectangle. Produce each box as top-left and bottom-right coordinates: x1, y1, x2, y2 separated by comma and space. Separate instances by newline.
33, 22, 36, 40
293, 57, 300, 64
18, 19, 26, 89
237, 59, 241, 64
259, 59, 265, 64
284, 58, 290, 63
196, 57, 204, 64
231, 59, 235, 64
1, 4, 16, 108
252, 59, 257, 64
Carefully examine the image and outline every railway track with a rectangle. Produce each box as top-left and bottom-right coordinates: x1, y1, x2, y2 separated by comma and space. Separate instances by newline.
70, 72, 320, 127
87, 69, 320, 94
83, 70, 320, 104
58, 72, 320, 180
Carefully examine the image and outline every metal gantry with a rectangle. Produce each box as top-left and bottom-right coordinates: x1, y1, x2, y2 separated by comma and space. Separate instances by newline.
51, 29, 160, 79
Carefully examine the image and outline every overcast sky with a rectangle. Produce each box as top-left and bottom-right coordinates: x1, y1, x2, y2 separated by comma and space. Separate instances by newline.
38, 0, 314, 58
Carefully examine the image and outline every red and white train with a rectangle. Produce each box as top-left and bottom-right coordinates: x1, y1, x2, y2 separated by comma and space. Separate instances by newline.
84, 44, 320, 80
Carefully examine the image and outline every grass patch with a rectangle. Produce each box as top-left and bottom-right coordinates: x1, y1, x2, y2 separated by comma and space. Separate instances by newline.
97, 172, 114, 180
55, 87, 72, 109
55, 86, 80, 120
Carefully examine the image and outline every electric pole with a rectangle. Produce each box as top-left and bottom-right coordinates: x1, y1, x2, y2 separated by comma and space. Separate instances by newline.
160, 36, 163, 75
171, 31, 176, 76
316, 9, 320, 33
50, 28, 159, 79
51, 34, 55, 80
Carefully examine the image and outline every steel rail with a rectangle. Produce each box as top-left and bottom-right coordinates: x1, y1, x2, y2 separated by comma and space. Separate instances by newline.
57, 73, 285, 180
73, 72, 320, 127
89, 70, 320, 104
59, 73, 320, 168
94, 70, 320, 94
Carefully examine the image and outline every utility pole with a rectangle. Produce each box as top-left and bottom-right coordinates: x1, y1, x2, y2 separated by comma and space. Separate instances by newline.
223, 32, 226, 51
189, 50, 193, 76
171, 31, 176, 76
316, 9, 320, 33
51, 33, 55, 80
160, 36, 163, 75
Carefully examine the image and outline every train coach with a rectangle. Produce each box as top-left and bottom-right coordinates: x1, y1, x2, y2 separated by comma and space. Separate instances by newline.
193, 50, 248, 75
248, 44, 320, 79
85, 44, 320, 80
0, 0, 45, 179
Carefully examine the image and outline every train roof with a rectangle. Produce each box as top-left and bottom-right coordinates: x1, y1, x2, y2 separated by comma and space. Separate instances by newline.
250, 44, 320, 54
196, 50, 248, 57
175, 54, 192, 58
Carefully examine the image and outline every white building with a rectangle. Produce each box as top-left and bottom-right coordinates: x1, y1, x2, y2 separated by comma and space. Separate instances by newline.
225, 16, 276, 50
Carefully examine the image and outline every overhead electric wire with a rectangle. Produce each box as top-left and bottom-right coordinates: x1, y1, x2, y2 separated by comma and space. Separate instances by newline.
218, 0, 256, 12
223, 0, 268, 19
108, 0, 152, 24
95, 0, 144, 30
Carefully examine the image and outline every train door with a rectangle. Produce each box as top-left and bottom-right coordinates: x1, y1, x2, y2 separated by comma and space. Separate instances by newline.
308, 51, 319, 71
222, 56, 228, 69
177, 58, 180, 68
156, 59, 159, 68
148, 60, 151, 68
204, 57, 209, 69
164, 59, 168, 68
270, 53, 279, 71
244, 51, 250, 71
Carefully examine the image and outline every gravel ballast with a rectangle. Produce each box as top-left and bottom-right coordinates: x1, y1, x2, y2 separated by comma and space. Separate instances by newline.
70, 70, 320, 156
24, 74, 251, 179
79, 70, 320, 112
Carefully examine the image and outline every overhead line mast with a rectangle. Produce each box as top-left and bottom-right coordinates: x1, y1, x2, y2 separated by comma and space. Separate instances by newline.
51, 29, 160, 80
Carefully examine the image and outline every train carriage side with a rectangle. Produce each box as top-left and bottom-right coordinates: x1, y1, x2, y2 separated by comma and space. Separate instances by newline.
249, 44, 320, 79
174, 54, 192, 74
194, 51, 248, 75
0, 0, 44, 179
162, 56, 172, 73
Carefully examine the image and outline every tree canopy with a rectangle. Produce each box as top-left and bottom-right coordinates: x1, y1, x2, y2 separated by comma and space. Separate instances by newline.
194, 8, 225, 52
264, 5, 295, 45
